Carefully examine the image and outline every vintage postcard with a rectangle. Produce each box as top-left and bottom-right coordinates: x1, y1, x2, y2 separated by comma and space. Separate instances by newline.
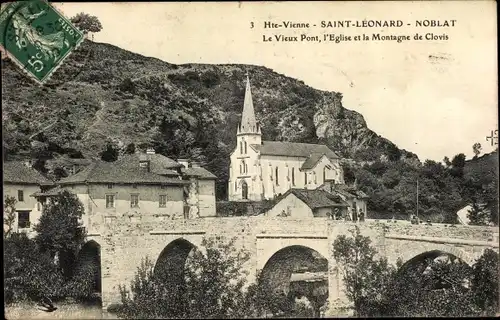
2, 1, 498, 319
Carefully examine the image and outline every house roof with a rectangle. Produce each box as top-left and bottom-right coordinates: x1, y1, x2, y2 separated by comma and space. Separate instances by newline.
300, 153, 327, 170
118, 153, 183, 173
336, 184, 369, 199
58, 160, 189, 186
3, 161, 53, 185
183, 167, 217, 180
31, 186, 64, 197
59, 158, 93, 166
277, 188, 349, 212
320, 182, 369, 199
251, 141, 339, 159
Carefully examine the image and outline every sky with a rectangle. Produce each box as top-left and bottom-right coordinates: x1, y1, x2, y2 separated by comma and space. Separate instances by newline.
55, 1, 498, 162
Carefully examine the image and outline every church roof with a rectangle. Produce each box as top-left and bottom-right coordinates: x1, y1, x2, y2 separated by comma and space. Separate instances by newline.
301, 153, 327, 170
3, 161, 53, 185
251, 141, 339, 159
240, 74, 259, 133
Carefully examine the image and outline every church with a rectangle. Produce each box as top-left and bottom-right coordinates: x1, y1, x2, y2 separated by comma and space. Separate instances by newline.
228, 75, 345, 201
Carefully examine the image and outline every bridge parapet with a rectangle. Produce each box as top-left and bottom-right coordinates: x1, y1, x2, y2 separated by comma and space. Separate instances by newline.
380, 221, 497, 242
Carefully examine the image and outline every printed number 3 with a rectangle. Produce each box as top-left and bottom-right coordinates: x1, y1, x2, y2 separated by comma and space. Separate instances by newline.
250, 22, 254, 29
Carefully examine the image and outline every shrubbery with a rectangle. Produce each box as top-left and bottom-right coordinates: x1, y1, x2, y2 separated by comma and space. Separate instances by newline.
333, 226, 499, 317
4, 191, 99, 305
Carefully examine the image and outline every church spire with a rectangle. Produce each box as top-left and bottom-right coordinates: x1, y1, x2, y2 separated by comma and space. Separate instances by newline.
240, 72, 259, 133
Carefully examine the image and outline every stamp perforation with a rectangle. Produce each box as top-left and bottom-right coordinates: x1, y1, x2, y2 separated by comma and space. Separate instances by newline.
0, 0, 86, 85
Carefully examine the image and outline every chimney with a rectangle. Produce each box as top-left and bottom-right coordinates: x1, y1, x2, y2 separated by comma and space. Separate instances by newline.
177, 158, 190, 168
146, 148, 156, 155
24, 159, 33, 168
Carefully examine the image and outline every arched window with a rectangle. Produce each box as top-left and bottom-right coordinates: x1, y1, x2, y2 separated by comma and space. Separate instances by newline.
241, 160, 246, 174
245, 163, 248, 173
240, 163, 242, 174
292, 168, 295, 186
275, 167, 279, 185
323, 166, 326, 182
304, 172, 308, 185
240, 142, 243, 154
244, 141, 247, 154
235, 181, 237, 191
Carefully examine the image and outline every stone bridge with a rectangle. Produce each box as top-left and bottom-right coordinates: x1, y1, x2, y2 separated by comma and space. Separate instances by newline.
83, 216, 498, 315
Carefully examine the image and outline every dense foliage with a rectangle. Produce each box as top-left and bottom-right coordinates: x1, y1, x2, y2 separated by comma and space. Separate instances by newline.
3, 192, 99, 305
333, 226, 499, 317
345, 150, 498, 224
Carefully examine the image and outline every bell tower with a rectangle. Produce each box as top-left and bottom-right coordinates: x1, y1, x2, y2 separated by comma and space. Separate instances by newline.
237, 72, 262, 147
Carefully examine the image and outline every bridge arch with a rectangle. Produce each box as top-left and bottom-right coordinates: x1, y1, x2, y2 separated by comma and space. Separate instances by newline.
153, 238, 198, 281
257, 237, 329, 271
258, 245, 329, 316
397, 243, 474, 269
74, 240, 102, 299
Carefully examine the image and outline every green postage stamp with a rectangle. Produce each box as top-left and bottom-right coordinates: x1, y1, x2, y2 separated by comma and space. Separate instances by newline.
0, 0, 84, 84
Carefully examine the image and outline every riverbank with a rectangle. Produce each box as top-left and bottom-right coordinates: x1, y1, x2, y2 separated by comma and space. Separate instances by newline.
5, 302, 119, 319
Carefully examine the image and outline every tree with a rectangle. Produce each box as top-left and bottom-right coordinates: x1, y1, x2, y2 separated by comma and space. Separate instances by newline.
34, 190, 86, 278
450, 153, 466, 178
470, 249, 499, 316
332, 226, 396, 316
387, 257, 476, 317
117, 236, 255, 319
472, 143, 482, 159
3, 196, 17, 237
125, 143, 136, 155
100, 143, 119, 162
4, 233, 66, 303
70, 13, 103, 40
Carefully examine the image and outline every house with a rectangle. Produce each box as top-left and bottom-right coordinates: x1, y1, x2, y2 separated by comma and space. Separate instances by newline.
42, 149, 217, 232
318, 180, 369, 221
228, 75, 344, 202
264, 188, 349, 219
3, 161, 54, 234
46, 157, 93, 176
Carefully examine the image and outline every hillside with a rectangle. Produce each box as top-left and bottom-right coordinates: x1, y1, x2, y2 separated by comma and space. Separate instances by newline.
464, 151, 498, 184
2, 40, 418, 197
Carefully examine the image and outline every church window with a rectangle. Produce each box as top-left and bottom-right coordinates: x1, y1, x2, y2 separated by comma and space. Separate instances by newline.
304, 172, 308, 185
241, 160, 247, 174
240, 142, 243, 154
275, 167, 279, 185
323, 167, 326, 182
245, 163, 248, 173
235, 181, 237, 191
244, 141, 247, 154
292, 168, 295, 185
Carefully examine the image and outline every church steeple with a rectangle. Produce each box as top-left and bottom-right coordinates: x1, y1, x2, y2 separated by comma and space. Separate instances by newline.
239, 72, 260, 134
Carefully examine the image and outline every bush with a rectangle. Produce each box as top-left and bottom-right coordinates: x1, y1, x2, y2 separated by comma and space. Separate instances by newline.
4, 233, 66, 303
